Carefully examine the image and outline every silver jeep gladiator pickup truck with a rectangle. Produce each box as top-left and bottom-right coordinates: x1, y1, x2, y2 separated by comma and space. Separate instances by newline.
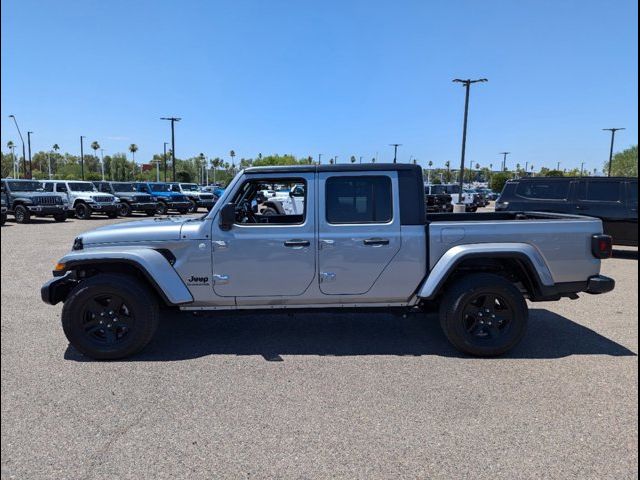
41, 164, 615, 359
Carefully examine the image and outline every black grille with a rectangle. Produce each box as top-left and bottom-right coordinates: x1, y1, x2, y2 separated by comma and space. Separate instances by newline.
93, 196, 113, 203
133, 195, 152, 202
173, 195, 187, 202
34, 196, 62, 205
200, 194, 214, 200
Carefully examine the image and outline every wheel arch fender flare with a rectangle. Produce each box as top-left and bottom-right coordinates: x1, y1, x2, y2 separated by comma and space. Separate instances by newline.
417, 243, 555, 300
55, 247, 194, 305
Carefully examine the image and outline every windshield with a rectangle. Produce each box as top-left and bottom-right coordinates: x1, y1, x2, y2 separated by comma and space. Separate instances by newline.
149, 183, 172, 192
181, 183, 200, 191
113, 183, 136, 192
68, 182, 97, 192
7, 181, 43, 192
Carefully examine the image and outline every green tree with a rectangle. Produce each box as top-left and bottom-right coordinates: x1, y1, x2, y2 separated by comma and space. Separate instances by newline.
604, 145, 638, 177
490, 172, 511, 193
544, 169, 564, 177
350, 155, 356, 164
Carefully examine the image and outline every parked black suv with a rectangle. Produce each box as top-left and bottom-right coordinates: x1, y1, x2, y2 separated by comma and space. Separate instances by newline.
496, 176, 638, 246
1, 179, 69, 223
93, 181, 158, 217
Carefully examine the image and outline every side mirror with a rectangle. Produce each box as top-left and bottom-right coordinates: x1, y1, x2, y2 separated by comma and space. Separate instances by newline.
219, 203, 236, 231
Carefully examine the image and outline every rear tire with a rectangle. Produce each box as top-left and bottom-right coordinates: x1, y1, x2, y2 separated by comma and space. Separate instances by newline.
75, 203, 92, 220
177, 208, 189, 215
145, 209, 156, 216
107, 212, 119, 219
439, 273, 528, 357
61, 273, 159, 360
14, 205, 31, 224
53, 213, 67, 222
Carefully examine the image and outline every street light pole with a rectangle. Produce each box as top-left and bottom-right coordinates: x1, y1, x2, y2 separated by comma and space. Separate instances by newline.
389, 144, 401, 163
603, 128, 625, 177
80, 136, 85, 180
163, 142, 168, 182
161, 117, 181, 182
27, 131, 33, 178
453, 78, 487, 202
499, 152, 510, 172
318, 153, 322, 165
580, 162, 585, 177
100, 149, 105, 180
8, 115, 27, 179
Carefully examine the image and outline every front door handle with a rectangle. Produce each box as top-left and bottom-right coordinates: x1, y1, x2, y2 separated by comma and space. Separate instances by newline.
284, 239, 310, 249
363, 238, 390, 246
576, 205, 589, 210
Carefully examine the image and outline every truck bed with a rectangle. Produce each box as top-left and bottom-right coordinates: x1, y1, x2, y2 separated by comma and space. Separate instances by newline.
425, 211, 604, 284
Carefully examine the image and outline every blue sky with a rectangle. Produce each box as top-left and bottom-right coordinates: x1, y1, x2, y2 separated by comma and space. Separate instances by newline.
1, 0, 637, 172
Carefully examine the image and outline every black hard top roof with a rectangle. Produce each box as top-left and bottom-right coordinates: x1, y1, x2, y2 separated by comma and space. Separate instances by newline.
243, 163, 422, 174
507, 176, 637, 181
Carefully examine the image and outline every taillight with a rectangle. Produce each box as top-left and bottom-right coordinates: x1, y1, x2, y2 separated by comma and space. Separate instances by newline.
591, 234, 612, 259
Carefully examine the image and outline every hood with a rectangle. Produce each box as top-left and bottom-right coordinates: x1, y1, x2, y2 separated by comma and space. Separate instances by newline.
80, 216, 188, 245
115, 191, 152, 199
10, 191, 60, 199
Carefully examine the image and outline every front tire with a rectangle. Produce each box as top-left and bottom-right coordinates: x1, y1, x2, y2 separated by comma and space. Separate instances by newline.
61, 274, 159, 360
53, 213, 67, 222
156, 202, 168, 215
177, 208, 189, 215
439, 273, 528, 357
188, 199, 198, 213
145, 209, 156, 216
75, 203, 92, 220
118, 202, 132, 217
14, 205, 31, 223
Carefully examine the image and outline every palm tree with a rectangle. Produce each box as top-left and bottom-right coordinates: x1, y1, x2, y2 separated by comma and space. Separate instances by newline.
129, 144, 138, 162
371, 157, 376, 163
350, 155, 356, 164
229, 150, 236, 169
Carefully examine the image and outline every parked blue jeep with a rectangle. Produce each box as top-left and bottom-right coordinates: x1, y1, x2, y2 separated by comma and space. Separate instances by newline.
134, 182, 192, 215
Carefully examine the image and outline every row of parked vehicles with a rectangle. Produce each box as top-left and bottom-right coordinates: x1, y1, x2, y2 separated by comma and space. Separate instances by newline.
0, 179, 225, 224
424, 183, 498, 213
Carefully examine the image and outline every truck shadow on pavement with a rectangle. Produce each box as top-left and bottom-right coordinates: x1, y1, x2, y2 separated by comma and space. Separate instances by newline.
64, 308, 636, 362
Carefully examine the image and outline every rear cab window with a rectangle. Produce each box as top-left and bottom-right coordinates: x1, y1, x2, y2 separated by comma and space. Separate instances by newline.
325, 176, 392, 224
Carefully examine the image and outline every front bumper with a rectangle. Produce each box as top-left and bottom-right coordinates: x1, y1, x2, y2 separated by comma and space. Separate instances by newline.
41, 271, 78, 305
131, 202, 158, 211
585, 275, 615, 294
28, 205, 69, 214
88, 203, 118, 213
165, 201, 192, 210
196, 199, 215, 208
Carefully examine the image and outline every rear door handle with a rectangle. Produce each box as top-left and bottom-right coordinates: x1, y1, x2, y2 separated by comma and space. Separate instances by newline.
284, 239, 310, 248
576, 205, 589, 210
363, 238, 390, 246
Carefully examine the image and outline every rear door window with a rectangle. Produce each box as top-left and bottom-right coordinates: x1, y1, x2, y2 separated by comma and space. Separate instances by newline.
577, 181, 621, 202
515, 180, 570, 200
325, 176, 392, 224
42, 183, 54, 192
56, 183, 67, 193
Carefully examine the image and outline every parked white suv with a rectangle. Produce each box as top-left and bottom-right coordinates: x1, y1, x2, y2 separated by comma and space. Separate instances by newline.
42, 180, 119, 219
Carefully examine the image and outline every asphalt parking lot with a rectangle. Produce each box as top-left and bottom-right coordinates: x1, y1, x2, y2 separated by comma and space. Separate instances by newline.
1, 214, 638, 480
